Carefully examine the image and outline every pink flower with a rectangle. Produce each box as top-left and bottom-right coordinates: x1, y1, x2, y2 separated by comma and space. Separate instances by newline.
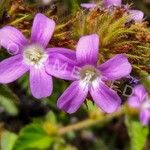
0, 13, 75, 99
80, 3, 97, 9
50, 34, 132, 114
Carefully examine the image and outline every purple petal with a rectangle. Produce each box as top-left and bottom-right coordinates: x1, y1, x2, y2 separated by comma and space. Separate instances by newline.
90, 81, 121, 113
0, 55, 29, 83
30, 68, 53, 99
76, 34, 99, 66
104, 0, 122, 8
129, 10, 144, 22
80, 3, 97, 9
99, 54, 132, 80
0, 26, 28, 54
140, 109, 150, 126
47, 47, 76, 60
128, 96, 140, 108
31, 13, 55, 48
134, 85, 147, 102
57, 81, 88, 114
45, 53, 77, 80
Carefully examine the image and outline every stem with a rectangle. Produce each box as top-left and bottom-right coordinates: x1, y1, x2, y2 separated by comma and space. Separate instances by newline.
58, 107, 125, 135
10, 14, 31, 25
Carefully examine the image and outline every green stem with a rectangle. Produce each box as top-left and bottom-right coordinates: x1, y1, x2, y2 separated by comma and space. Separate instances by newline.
10, 14, 31, 26
58, 106, 125, 135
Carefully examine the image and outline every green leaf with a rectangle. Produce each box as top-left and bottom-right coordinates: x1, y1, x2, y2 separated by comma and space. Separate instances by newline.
13, 124, 53, 150
1, 131, 18, 150
84, 100, 97, 111
46, 111, 57, 124
125, 116, 149, 150
0, 85, 18, 115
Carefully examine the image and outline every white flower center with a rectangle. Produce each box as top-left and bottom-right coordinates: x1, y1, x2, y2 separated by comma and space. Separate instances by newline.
79, 65, 99, 87
142, 100, 150, 110
23, 44, 48, 69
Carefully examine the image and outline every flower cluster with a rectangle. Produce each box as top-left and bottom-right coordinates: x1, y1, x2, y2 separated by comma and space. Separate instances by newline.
0, 0, 149, 122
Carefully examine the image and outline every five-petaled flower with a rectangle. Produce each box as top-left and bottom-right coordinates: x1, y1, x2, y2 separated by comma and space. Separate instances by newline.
52, 34, 132, 114
128, 85, 150, 125
0, 13, 74, 99
81, 0, 144, 22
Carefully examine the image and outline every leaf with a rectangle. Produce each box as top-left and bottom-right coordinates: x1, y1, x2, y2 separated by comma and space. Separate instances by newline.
125, 116, 149, 150
84, 100, 96, 111
1, 131, 18, 150
13, 124, 53, 150
46, 111, 57, 124
0, 85, 18, 116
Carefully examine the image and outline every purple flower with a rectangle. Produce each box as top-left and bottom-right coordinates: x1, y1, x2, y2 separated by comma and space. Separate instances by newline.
128, 85, 150, 126
0, 13, 75, 99
49, 34, 132, 114
81, 0, 144, 22
128, 10, 144, 22
81, 0, 122, 9
104, 0, 122, 8
80, 3, 97, 10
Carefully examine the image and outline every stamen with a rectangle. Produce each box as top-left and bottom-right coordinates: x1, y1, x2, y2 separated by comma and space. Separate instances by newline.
80, 65, 99, 86
23, 44, 48, 69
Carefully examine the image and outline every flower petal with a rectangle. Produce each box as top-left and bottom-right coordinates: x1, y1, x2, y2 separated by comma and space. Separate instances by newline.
104, 0, 122, 8
45, 53, 77, 80
81, 3, 97, 9
57, 81, 88, 114
31, 13, 55, 48
76, 34, 99, 66
90, 80, 121, 113
128, 96, 140, 108
0, 55, 29, 83
134, 85, 147, 102
129, 10, 144, 22
0, 26, 28, 54
140, 109, 150, 126
99, 54, 132, 80
30, 68, 53, 99
47, 47, 76, 60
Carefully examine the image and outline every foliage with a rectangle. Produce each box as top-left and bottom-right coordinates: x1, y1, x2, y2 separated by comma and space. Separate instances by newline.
1, 131, 18, 150
125, 116, 149, 150
0, 85, 18, 115
12, 123, 53, 150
